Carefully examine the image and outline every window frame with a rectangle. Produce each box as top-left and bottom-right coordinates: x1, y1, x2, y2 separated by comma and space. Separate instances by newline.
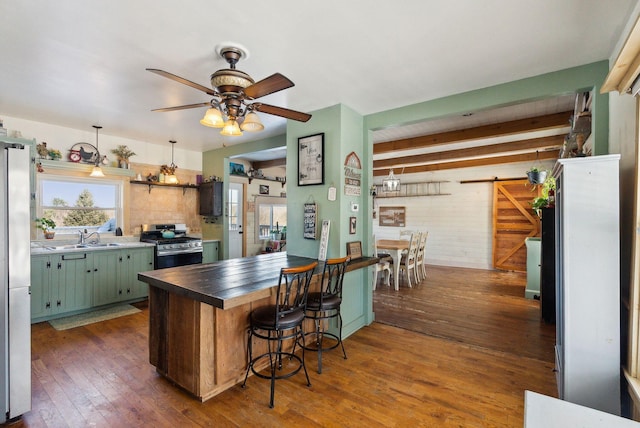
36, 175, 124, 236
254, 196, 286, 242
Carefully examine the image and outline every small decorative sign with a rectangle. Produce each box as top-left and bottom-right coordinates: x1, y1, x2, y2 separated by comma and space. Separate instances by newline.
349, 216, 356, 234
318, 220, 331, 261
346, 241, 362, 259
298, 133, 324, 186
304, 203, 318, 239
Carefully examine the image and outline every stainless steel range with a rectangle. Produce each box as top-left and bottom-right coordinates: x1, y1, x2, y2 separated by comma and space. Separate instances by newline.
140, 223, 203, 269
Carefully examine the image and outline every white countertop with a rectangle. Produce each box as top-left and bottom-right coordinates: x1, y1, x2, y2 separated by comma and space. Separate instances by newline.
31, 237, 155, 254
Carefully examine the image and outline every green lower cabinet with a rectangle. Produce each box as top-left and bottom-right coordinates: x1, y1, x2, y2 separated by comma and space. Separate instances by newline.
92, 250, 121, 306
203, 241, 219, 264
117, 247, 154, 301
31, 246, 154, 323
31, 252, 93, 321
30, 255, 56, 320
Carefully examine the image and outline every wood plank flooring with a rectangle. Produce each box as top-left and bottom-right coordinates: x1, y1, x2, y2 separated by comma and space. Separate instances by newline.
6, 265, 556, 427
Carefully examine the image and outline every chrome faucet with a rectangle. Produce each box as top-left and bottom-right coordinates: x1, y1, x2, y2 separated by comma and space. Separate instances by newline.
78, 229, 101, 245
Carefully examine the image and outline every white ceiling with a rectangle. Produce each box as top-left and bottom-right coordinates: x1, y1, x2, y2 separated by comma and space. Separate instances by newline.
0, 1, 635, 155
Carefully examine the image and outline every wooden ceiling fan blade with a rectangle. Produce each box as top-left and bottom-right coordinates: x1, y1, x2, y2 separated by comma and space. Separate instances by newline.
147, 68, 216, 96
151, 102, 210, 112
244, 73, 294, 99
254, 103, 311, 122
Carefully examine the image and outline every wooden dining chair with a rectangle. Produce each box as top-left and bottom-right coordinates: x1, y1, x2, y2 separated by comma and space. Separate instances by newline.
415, 231, 428, 282
372, 235, 392, 290
399, 232, 420, 287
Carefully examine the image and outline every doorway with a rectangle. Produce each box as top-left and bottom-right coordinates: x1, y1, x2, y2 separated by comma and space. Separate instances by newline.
228, 182, 244, 259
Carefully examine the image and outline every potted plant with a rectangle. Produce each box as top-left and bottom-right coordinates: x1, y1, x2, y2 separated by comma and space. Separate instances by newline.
36, 217, 57, 239
110, 145, 136, 168
526, 167, 548, 185
529, 176, 556, 217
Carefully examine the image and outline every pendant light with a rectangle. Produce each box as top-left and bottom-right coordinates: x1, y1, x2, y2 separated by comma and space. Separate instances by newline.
165, 140, 179, 184
382, 169, 400, 192
89, 125, 105, 177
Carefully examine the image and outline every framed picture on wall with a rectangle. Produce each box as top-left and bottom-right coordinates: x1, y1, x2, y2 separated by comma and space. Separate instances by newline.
259, 185, 269, 195
349, 216, 356, 234
298, 133, 324, 186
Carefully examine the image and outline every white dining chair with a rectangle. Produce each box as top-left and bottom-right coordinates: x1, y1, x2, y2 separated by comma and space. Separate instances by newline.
399, 230, 414, 240
415, 231, 428, 281
372, 235, 392, 290
399, 232, 420, 287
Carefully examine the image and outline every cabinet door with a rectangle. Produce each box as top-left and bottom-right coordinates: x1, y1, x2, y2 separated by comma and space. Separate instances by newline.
118, 248, 153, 301
92, 250, 120, 306
129, 247, 153, 299
58, 252, 92, 312
203, 241, 219, 264
31, 255, 52, 320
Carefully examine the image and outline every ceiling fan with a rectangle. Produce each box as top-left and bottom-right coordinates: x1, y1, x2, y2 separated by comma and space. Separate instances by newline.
147, 45, 311, 136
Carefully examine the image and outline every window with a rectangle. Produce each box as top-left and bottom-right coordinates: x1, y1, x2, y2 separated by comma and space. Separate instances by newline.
38, 176, 122, 235
255, 197, 286, 240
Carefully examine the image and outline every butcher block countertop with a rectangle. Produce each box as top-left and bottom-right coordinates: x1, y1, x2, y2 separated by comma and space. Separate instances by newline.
138, 252, 378, 310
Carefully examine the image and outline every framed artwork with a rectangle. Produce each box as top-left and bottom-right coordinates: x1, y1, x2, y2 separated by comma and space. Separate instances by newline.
349, 216, 356, 234
230, 162, 246, 176
346, 241, 362, 259
379, 206, 406, 227
298, 133, 324, 186
259, 184, 269, 195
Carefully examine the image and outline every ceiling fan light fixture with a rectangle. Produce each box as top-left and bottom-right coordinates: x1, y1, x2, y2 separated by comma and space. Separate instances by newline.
220, 119, 242, 136
240, 112, 264, 132
200, 107, 224, 128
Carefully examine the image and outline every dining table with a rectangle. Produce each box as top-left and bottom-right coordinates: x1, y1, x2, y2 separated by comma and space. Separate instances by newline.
376, 239, 410, 291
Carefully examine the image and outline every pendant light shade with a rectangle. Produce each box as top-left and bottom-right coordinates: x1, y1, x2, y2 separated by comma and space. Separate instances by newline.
382, 169, 400, 192
165, 140, 179, 184
240, 112, 264, 132
200, 107, 224, 128
89, 125, 105, 177
220, 119, 242, 136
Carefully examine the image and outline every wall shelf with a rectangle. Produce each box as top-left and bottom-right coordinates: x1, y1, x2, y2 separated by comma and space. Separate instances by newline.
129, 180, 199, 195
232, 173, 286, 187
373, 181, 450, 198
38, 159, 136, 177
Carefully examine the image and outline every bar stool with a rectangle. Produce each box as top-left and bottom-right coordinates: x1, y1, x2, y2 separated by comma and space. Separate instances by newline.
299, 256, 349, 374
242, 261, 318, 408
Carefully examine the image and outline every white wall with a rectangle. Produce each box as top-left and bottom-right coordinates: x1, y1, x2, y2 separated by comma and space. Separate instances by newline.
372, 160, 554, 270
2, 115, 202, 170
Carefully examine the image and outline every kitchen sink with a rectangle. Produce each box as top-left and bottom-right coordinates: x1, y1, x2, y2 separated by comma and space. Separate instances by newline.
44, 243, 122, 250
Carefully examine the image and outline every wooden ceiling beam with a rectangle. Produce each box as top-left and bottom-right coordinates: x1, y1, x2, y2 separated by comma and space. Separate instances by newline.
252, 158, 286, 170
373, 150, 558, 176
373, 135, 564, 169
373, 111, 573, 155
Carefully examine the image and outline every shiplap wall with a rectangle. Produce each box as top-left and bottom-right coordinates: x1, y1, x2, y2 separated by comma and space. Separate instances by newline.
372, 160, 555, 270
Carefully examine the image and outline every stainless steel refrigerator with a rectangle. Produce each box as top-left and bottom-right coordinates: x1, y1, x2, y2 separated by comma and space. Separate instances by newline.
0, 141, 31, 421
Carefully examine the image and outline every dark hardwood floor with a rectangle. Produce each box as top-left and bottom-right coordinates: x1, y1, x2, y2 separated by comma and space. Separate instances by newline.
7, 265, 556, 427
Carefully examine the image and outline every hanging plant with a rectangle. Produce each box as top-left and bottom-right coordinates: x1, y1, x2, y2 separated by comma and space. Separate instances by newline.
526, 167, 548, 184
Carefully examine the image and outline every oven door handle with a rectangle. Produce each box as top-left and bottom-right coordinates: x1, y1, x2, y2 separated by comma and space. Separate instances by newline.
157, 247, 203, 256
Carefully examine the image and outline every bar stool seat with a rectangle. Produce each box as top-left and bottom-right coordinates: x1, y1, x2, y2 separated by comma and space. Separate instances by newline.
242, 261, 318, 408
298, 256, 349, 374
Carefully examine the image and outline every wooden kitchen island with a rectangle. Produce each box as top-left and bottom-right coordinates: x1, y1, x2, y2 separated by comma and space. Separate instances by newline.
138, 252, 377, 401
